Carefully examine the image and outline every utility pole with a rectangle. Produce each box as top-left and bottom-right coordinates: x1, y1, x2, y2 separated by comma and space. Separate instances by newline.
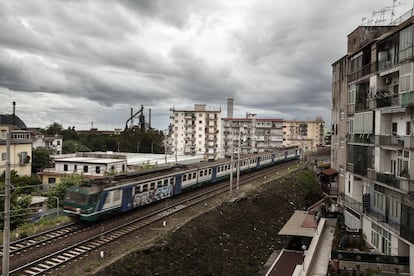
236, 126, 242, 190
3, 131, 11, 275
229, 123, 233, 196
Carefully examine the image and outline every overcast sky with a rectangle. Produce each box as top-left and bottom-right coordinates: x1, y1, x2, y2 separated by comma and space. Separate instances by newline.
0, 0, 410, 130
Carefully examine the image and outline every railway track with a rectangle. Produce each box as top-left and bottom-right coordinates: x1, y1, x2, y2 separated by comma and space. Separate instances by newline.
10, 184, 227, 275
0, 223, 83, 257
7, 160, 300, 275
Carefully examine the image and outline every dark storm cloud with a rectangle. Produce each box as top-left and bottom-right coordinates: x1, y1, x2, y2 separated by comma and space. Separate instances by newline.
0, 0, 399, 129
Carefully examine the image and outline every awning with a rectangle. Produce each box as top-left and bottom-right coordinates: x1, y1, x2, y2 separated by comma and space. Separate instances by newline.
278, 211, 317, 237
320, 168, 338, 176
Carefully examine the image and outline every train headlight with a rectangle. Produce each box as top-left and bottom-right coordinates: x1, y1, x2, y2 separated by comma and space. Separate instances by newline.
76, 208, 81, 214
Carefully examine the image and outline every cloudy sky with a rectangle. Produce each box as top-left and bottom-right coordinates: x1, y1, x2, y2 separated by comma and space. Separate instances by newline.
0, 0, 410, 130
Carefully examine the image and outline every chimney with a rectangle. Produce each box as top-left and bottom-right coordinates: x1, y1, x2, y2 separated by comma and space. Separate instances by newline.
149, 108, 152, 128
13, 101, 16, 126
227, 98, 234, 119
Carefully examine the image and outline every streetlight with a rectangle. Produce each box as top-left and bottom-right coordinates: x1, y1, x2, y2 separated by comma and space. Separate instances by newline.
53, 196, 59, 217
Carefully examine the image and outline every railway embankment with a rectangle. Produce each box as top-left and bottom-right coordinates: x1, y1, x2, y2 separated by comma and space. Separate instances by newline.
92, 168, 322, 275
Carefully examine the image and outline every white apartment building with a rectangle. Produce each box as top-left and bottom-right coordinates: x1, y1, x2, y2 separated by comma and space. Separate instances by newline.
333, 14, 414, 274
222, 114, 284, 155
169, 104, 223, 160
31, 130, 63, 155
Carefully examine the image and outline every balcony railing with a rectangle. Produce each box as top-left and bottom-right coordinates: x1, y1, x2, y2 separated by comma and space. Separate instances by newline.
375, 172, 414, 192
340, 193, 363, 213
348, 134, 374, 144
367, 208, 401, 236
376, 135, 414, 149
348, 62, 376, 82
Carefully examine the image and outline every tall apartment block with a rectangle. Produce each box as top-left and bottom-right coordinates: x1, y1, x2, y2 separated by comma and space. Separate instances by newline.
222, 113, 284, 155
332, 14, 414, 274
169, 104, 223, 160
282, 117, 325, 152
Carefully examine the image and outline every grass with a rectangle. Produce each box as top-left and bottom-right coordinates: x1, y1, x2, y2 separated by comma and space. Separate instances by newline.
0, 215, 71, 244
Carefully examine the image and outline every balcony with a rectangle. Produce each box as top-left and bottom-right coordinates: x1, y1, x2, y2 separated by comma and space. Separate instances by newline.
375, 172, 414, 192
376, 135, 414, 149
348, 62, 376, 83
400, 91, 414, 107
340, 193, 363, 213
348, 134, 374, 144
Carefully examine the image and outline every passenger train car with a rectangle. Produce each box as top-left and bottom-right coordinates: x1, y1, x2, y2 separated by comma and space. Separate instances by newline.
63, 147, 300, 221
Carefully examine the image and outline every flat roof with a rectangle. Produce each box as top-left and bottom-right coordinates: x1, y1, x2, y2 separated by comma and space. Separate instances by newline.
278, 211, 317, 237
54, 157, 125, 164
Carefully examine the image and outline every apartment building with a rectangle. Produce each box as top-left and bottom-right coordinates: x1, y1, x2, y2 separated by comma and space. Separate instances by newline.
168, 104, 223, 160
282, 117, 325, 152
0, 115, 32, 176
222, 113, 284, 155
333, 15, 414, 274
31, 129, 63, 155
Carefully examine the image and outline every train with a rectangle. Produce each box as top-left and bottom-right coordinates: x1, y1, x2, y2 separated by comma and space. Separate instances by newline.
63, 147, 300, 222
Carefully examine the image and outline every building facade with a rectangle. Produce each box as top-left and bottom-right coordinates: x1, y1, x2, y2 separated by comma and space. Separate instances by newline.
168, 104, 223, 160
0, 114, 33, 176
282, 117, 325, 152
222, 114, 284, 155
333, 16, 414, 274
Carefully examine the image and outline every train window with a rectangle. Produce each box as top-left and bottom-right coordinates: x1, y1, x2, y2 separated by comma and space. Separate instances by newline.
188, 173, 192, 180
113, 190, 121, 201
157, 180, 162, 187
218, 167, 221, 172
143, 184, 148, 192
170, 178, 174, 184
135, 186, 141, 193
183, 175, 187, 181
150, 182, 155, 189
193, 172, 196, 178
200, 171, 203, 177
164, 179, 168, 186
208, 169, 212, 174
204, 170, 208, 175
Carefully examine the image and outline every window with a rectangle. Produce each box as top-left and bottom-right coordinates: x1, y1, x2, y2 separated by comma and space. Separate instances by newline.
74, 165, 77, 172
1, 152, 6, 161
83, 165, 88, 173
143, 184, 148, 192
96, 166, 100, 174
113, 190, 121, 201
57, 140, 61, 146
200, 171, 203, 177
151, 182, 156, 189
392, 122, 398, 136
183, 175, 187, 181
64, 164, 68, 171
407, 121, 411, 135
348, 85, 356, 104
164, 179, 168, 185
400, 74, 411, 92
48, 177, 56, 184
373, 191, 385, 211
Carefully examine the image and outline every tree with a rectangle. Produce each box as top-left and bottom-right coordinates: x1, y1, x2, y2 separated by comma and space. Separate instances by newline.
0, 171, 41, 229
62, 139, 91, 153
47, 174, 83, 209
32, 147, 52, 174
44, 122, 63, 135
62, 126, 78, 141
